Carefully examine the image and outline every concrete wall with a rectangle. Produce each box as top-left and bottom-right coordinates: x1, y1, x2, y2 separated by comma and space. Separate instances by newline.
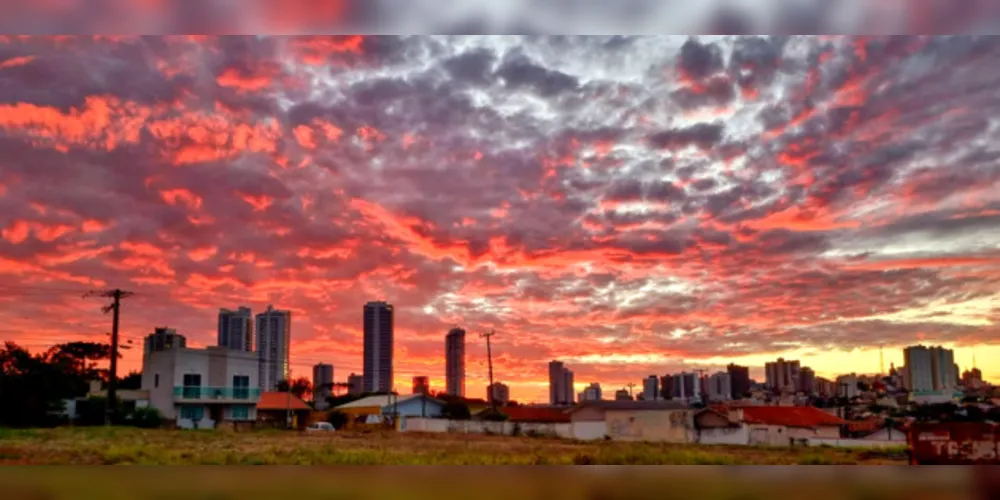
572, 421, 607, 441
605, 409, 694, 443
698, 426, 749, 445
805, 438, 905, 449
787, 425, 841, 441
142, 349, 177, 419
747, 425, 790, 446
401, 418, 573, 439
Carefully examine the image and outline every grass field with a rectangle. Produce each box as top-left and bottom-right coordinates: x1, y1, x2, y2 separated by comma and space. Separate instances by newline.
0, 426, 908, 465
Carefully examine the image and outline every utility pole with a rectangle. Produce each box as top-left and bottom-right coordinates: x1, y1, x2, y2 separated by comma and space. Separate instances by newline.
84, 288, 133, 426
480, 330, 496, 410
625, 382, 636, 398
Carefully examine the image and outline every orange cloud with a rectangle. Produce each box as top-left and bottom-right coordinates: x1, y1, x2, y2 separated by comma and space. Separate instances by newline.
0, 55, 35, 69
159, 188, 203, 210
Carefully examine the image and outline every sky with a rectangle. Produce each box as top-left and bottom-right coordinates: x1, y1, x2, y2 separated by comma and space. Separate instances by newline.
0, 35, 998, 403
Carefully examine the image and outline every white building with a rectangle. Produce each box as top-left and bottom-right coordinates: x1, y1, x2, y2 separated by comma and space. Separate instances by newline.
218, 306, 253, 351
903, 345, 956, 392
142, 344, 259, 429
707, 372, 732, 401
313, 363, 333, 409
642, 375, 661, 401
256, 305, 291, 392
836, 374, 859, 399
487, 382, 510, 405
579, 382, 602, 402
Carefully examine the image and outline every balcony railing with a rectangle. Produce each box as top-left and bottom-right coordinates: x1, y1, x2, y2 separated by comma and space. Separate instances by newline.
173, 386, 261, 401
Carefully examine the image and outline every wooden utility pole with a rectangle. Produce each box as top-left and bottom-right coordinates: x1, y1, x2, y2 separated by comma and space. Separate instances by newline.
84, 288, 133, 426
480, 330, 496, 410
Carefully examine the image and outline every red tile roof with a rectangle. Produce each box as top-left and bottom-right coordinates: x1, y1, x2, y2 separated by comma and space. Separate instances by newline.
502, 406, 571, 423
258, 391, 311, 411
738, 406, 847, 428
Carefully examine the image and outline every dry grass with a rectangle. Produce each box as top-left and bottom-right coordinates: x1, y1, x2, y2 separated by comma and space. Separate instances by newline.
0, 427, 907, 465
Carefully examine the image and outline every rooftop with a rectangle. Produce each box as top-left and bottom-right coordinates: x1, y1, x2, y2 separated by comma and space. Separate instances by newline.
335, 394, 439, 410
257, 392, 310, 411
735, 406, 847, 428
501, 406, 571, 423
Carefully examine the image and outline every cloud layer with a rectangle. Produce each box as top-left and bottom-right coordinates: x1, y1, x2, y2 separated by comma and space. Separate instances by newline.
1, 36, 998, 400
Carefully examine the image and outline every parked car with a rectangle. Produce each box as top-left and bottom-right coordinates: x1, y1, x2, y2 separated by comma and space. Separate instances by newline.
305, 422, 335, 432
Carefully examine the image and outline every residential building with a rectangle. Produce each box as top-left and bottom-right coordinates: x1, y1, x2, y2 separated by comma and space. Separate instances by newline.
962, 368, 984, 388
764, 358, 800, 393
256, 305, 291, 392
694, 406, 846, 446
815, 377, 835, 397
579, 382, 602, 402
143, 327, 186, 357
412, 376, 430, 395
642, 375, 660, 401
548, 361, 574, 406
671, 372, 701, 402
141, 344, 259, 429
903, 345, 934, 392
727, 364, 750, 399
836, 374, 859, 399
615, 389, 632, 401
363, 301, 394, 394
660, 375, 673, 400
217, 306, 253, 351
799, 367, 816, 394
312, 363, 333, 408
347, 373, 364, 396
707, 372, 732, 402
445, 328, 465, 397
487, 382, 510, 405
257, 392, 311, 430
929, 346, 957, 390
336, 393, 444, 428
568, 400, 693, 443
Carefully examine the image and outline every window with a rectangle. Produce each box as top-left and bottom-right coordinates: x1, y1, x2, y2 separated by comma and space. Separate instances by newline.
231, 406, 249, 420
180, 406, 204, 421
154, 374, 159, 388
183, 374, 202, 398
233, 375, 250, 399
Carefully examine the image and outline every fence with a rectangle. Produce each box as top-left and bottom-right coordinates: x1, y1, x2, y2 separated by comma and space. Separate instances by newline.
402, 418, 574, 439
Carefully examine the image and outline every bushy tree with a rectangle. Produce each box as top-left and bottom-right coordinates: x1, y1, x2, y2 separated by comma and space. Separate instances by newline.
276, 377, 313, 400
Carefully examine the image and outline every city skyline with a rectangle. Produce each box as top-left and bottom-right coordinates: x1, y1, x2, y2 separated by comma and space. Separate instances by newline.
2, 35, 1000, 404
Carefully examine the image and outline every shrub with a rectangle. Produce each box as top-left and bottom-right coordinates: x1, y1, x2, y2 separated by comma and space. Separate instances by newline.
327, 411, 348, 430
127, 407, 163, 428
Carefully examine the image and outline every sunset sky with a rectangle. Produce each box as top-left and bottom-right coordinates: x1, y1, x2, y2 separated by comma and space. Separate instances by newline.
0, 35, 997, 403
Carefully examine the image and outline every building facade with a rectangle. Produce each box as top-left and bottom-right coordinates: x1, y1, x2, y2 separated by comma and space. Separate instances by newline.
548, 361, 574, 406
580, 382, 602, 402
727, 364, 751, 399
671, 372, 701, 402
144, 327, 186, 357
903, 345, 934, 392
445, 328, 465, 397
312, 363, 333, 408
347, 373, 364, 396
707, 372, 732, 401
764, 358, 801, 393
256, 305, 291, 392
363, 301, 394, 394
798, 367, 816, 394
218, 306, 253, 352
929, 346, 957, 390
487, 382, 510, 405
642, 375, 661, 401
142, 344, 259, 428
614, 389, 632, 401
412, 376, 430, 395
836, 374, 859, 398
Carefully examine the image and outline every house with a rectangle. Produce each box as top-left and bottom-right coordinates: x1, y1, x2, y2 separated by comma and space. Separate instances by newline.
141, 344, 260, 429
335, 394, 445, 428
567, 400, 692, 442
695, 405, 847, 446
257, 391, 312, 430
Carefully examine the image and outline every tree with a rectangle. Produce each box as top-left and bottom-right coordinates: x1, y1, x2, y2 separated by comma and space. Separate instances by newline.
277, 377, 312, 400
327, 411, 349, 429
441, 401, 471, 420
119, 371, 142, 390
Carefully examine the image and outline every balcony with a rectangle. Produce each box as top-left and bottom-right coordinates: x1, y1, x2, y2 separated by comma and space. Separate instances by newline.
173, 386, 260, 402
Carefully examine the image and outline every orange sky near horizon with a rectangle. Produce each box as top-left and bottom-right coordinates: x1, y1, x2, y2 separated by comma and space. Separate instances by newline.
1, 35, 999, 404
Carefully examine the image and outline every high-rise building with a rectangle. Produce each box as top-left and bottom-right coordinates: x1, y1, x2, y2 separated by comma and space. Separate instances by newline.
816, 377, 835, 397
445, 328, 465, 397
347, 373, 364, 396
671, 372, 701, 402
218, 306, 253, 351
929, 346, 957, 390
548, 361, 575, 405
579, 382, 602, 402
256, 305, 291, 392
727, 364, 751, 399
764, 358, 801, 392
799, 367, 816, 394
660, 375, 673, 400
903, 345, 934, 392
836, 374, 859, 398
642, 375, 661, 401
707, 372, 732, 401
363, 301, 394, 394
487, 382, 510, 405
412, 376, 430, 395
312, 363, 333, 408
614, 389, 632, 401
143, 327, 186, 357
